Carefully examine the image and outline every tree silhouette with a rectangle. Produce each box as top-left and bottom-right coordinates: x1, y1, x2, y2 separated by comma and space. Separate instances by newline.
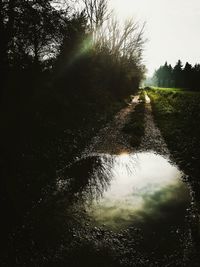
153, 60, 200, 90
183, 62, 192, 88
0, 1, 146, 265
173, 60, 183, 87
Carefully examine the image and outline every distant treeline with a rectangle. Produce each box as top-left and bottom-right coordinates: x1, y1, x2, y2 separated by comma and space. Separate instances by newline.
152, 60, 200, 90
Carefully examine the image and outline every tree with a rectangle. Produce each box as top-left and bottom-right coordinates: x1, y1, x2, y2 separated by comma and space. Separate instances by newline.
183, 62, 192, 89
0, 0, 16, 74
153, 60, 200, 91
192, 64, 200, 90
173, 60, 183, 87
156, 62, 172, 87
82, 0, 110, 31
0, 0, 71, 72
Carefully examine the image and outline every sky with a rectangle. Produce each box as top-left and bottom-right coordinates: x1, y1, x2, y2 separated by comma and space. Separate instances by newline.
109, 0, 200, 76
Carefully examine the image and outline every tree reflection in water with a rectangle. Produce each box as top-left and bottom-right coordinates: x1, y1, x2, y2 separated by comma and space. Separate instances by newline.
56, 152, 189, 231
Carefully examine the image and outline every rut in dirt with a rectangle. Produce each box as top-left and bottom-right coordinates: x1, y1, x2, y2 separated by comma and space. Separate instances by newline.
83, 96, 139, 155
83, 93, 170, 157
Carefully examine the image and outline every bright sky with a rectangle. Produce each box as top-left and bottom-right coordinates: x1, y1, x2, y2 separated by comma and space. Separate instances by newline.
109, 0, 200, 76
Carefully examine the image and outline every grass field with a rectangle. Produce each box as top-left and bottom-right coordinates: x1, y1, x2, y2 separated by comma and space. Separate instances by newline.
147, 87, 200, 200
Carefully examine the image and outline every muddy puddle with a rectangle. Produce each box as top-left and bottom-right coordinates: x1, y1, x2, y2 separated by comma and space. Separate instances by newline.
57, 150, 196, 264
61, 151, 190, 232
86, 152, 190, 232
84, 153, 191, 259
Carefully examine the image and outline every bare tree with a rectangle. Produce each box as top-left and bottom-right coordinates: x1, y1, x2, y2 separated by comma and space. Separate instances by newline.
94, 15, 146, 64
82, 0, 110, 30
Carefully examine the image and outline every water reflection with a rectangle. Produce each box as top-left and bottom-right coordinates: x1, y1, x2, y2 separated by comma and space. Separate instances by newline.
86, 152, 190, 230
58, 151, 190, 232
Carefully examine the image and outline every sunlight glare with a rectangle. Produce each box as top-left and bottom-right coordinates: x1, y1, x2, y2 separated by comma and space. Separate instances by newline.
119, 152, 130, 161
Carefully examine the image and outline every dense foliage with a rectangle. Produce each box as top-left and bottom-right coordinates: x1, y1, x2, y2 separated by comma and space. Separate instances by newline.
152, 60, 200, 90
0, 0, 145, 265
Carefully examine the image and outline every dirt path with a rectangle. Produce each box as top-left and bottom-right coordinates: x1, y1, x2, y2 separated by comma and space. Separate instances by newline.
139, 100, 170, 156
83, 96, 140, 155
60, 92, 195, 267
84, 93, 170, 157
